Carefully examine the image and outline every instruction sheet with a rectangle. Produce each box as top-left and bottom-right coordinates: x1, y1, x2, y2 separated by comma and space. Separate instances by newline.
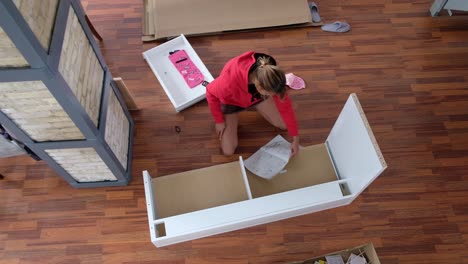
244, 135, 291, 179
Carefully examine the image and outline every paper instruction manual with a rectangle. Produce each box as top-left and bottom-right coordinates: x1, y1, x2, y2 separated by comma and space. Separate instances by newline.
244, 135, 291, 179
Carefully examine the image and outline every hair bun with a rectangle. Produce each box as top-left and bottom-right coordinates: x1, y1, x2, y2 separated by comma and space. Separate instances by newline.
257, 56, 271, 67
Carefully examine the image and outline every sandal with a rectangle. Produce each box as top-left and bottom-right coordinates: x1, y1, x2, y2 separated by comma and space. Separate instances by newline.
309, 2, 322, 23
321, 21, 351, 33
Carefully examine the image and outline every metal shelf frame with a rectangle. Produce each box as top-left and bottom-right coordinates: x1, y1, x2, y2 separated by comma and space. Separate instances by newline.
0, 0, 134, 187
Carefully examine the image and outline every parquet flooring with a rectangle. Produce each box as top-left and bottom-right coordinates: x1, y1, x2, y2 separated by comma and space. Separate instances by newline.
1, 0, 468, 263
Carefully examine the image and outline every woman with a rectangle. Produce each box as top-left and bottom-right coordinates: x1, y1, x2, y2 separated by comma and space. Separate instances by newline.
206, 51, 300, 157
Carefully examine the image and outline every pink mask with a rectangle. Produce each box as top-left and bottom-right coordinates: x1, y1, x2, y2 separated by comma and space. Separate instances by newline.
285, 73, 305, 90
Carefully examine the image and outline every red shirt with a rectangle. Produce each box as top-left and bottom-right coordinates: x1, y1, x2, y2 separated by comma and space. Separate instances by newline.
206, 51, 298, 136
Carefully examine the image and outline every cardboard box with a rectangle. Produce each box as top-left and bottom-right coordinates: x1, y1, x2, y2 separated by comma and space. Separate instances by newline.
287, 243, 381, 264
143, 0, 315, 41
143, 34, 213, 112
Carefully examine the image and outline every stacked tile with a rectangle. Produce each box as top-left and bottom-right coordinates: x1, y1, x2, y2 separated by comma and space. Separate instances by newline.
0, 27, 29, 67
45, 148, 117, 182
105, 88, 130, 170
0, 81, 85, 141
58, 7, 104, 127
12, 0, 59, 51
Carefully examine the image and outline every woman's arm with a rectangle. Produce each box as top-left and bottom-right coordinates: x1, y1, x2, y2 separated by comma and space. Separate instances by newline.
291, 135, 300, 157
272, 94, 300, 157
273, 94, 298, 137
206, 84, 224, 124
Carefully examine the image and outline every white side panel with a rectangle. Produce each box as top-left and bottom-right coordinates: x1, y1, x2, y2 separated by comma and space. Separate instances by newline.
153, 181, 346, 246
326, 94, 387, 196
142, 34, 214, 112
154, 198, 353, 247
142, 171, 158, 244
238, 156, 253, 200
430, 0, 449, 16
444, 0, 468, 11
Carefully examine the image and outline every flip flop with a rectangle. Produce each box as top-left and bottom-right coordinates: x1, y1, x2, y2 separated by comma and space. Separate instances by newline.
308, 2, 321, 23
285, 73, 306, 90
321, 21, 351, 33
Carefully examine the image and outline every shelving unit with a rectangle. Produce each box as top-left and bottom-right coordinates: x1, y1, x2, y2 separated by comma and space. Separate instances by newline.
0, 0, 134, 187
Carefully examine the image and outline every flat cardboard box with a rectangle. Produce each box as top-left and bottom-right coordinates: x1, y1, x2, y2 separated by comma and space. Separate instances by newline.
143, 0, 316, 41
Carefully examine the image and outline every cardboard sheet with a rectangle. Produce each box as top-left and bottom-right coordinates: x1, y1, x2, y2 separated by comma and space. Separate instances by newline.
153, 161, 249, 218
143, 0, 315, 41
246, 143, 338, 198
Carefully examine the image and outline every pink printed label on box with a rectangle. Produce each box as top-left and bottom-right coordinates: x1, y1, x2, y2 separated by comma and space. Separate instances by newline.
169, 50, 204, 88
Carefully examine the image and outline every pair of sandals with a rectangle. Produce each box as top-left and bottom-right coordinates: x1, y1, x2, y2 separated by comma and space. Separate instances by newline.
309, 2, 351, 33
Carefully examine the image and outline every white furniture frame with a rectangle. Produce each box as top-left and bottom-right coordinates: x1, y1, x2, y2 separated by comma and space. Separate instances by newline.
143, 93, 387, 247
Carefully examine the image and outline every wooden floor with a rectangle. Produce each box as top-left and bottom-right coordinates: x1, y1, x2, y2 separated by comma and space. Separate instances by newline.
1, 0, 468, 263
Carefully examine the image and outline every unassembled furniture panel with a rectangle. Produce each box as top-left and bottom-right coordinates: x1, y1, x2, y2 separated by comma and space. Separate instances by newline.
0, 0, 134, 187
143, 93, 387, 247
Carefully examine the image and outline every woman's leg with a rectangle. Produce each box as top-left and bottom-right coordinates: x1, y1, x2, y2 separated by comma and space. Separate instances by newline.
221, 113, 239, 155
255, 97, 287, 130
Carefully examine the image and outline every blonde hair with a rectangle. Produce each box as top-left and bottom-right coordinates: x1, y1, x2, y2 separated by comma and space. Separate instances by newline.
254, 56, 286, 99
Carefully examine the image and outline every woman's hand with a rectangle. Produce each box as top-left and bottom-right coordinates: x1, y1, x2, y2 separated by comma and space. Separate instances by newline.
290, 136, 300, 158
215, 123, 226, 140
